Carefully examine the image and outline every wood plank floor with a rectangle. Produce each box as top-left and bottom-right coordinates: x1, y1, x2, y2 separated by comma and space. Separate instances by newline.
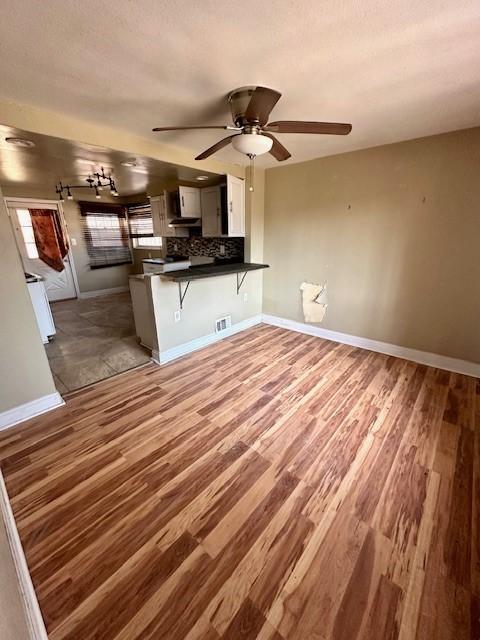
0, 324, 478, 639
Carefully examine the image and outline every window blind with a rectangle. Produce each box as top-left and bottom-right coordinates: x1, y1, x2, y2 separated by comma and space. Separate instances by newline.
127, 202, 154, 238
80, 202, 132, 269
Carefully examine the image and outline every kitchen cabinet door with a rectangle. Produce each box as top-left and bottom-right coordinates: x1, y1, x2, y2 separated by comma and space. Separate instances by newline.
226, 175, 245, 237
151, 194, 187, 237
150, 195, 166, 236
201, 186, 221, 237
178, 186, 201, 218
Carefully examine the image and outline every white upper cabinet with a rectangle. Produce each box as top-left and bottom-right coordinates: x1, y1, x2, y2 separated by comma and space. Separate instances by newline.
226, 175, 245, 237
151, 176, 245, 239
151, 193, 188, 238
201, 186, 221, 237
178, 186, 201, 218
150, 195, 165, 236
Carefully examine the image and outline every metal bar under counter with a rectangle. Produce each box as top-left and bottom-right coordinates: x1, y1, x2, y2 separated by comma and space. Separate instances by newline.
160, 262, 269, 309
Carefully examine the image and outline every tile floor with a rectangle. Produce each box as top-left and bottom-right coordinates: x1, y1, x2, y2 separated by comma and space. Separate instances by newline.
45, 292, 151, 393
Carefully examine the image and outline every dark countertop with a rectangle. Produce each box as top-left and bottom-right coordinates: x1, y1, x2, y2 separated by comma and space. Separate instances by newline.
160, 262, 269, 283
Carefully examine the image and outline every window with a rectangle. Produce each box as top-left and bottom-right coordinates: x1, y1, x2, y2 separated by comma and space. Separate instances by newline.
80, 202, 132, 269
127, 202, 162, 250
16, 209, 39, 259
133, 236, 163, 249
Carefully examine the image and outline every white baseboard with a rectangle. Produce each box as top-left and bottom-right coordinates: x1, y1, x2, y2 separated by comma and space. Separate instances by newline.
78, 285, 129, 299
0, 392, 64, 431
262, 314, 480, 378
0, 472, 48, 639
152, 315, 262, 365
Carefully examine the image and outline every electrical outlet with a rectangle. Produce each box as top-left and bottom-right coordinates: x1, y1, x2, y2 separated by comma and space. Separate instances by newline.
174, 243, 178, 252
174, 310, 181, 323
70, 237, 77, 246
219, 244, 225, 255
243, 292, 248, 302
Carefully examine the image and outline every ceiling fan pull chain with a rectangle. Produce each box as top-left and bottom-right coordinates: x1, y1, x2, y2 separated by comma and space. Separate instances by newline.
248, 154, 255, 192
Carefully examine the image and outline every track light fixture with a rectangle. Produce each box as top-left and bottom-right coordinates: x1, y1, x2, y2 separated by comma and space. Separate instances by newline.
55, 168, 119, 202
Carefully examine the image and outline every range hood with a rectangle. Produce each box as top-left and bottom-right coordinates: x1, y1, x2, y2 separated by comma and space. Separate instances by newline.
168, 217, 201, 227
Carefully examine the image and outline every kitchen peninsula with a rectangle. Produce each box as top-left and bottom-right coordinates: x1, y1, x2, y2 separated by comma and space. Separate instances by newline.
162, 262, 269, 308
129, 260, 268, 364
128, 171, 268, 363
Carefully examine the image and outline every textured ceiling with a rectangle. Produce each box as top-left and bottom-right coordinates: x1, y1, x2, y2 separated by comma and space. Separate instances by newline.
0, 0, 479, 167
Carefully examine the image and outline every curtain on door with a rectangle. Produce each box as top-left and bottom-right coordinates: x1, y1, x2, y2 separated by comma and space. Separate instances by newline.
29, 209, 69, 272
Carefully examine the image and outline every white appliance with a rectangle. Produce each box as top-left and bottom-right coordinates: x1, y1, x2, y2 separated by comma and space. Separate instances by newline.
26, 274, 56, 343
142, 259, 191, 274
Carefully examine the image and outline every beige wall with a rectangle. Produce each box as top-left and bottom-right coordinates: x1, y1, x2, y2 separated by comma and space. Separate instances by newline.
0, 186, 57, 413
150, 270, 263, 353
263, 127, 480, 364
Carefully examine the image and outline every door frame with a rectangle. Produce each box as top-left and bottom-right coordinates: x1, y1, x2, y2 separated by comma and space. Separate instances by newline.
4, 196, 80, 300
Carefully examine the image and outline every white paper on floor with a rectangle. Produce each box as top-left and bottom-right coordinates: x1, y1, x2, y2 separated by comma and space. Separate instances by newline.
300, 282, 328, 323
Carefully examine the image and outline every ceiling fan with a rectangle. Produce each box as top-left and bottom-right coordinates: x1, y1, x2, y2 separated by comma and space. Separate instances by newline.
153, 86, 352, 162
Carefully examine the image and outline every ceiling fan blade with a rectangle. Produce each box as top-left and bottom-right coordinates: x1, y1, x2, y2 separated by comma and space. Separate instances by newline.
195, 135, 239, 160
244, 87, 282, 126
153, 125, 239, 132
262, 133, 291, 162
264, 121, 352, 135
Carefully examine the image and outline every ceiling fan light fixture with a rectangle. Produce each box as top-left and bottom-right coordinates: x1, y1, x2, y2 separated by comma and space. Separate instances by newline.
231, 133, 273, 156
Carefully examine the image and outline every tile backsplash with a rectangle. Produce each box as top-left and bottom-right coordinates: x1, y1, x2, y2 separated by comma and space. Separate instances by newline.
166, 237, 244, 259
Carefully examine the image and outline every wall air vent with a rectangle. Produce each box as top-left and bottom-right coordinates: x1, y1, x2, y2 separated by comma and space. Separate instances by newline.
215, 315, 232, 333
